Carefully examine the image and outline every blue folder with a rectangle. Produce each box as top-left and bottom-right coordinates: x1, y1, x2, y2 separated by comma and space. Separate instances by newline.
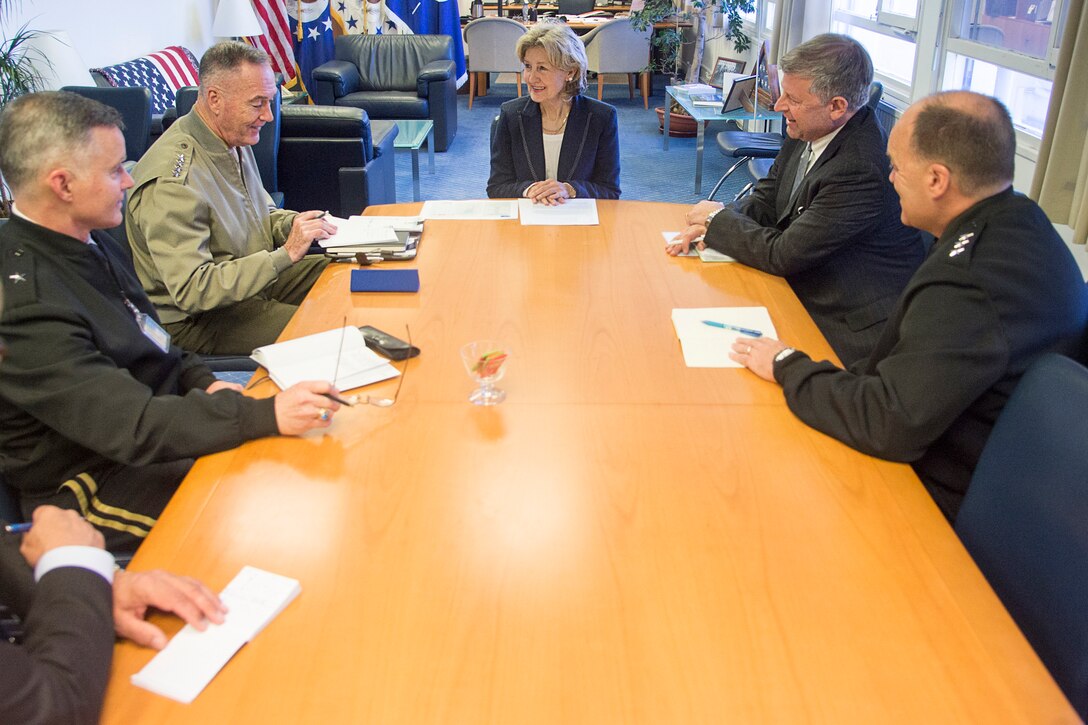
350, 269, 420, 293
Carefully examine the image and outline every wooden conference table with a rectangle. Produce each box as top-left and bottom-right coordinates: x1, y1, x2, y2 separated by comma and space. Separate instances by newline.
101, 201, 1076, 722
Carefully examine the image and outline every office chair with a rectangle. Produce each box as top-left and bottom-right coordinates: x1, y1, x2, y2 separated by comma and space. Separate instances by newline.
733, 157, 774, 200
955, 353, 1088, 720
707, 81, 883, 201
581, 19, 653, 108
558, 0, 595, 14
463, 17, 527, 109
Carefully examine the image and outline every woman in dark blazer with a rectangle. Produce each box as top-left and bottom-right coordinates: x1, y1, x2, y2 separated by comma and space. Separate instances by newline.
487, 23, 621, 203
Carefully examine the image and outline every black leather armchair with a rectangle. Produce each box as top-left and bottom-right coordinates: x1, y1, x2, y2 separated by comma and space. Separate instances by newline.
312, 34, 458, 152
61, 85, 153, 161
279, 106, 399, 216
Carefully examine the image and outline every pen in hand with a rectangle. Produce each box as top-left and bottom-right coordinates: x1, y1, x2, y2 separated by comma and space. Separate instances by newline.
701, 320, 763, 337
322, 391, 357, 407
4, 522, 33, 534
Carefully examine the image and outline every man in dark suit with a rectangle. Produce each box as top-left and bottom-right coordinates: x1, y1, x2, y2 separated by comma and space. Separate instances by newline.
668, 34, 924, 367
729, 91, 1088, 521
0, 504, 226, 724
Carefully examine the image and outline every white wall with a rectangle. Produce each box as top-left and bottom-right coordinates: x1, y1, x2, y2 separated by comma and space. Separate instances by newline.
3, 0, 215, 86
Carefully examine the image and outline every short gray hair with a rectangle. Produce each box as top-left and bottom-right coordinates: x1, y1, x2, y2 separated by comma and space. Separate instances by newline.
779, 33, 873, 110
516, 22, 587, 99
0, 91, 123, 194
198, 40, 271, 92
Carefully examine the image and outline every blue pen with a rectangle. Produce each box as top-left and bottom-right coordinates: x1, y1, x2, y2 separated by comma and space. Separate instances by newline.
702, 320, 763, 337
3, 522, 32, 534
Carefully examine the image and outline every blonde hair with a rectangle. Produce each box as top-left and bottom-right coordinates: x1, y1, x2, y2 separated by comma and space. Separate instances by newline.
516, 22, 587, 99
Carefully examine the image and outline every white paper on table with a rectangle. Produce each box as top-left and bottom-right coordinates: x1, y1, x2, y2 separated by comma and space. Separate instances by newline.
251, 326, 400, 391
420, 199, 518, 220
131, 566, 301, 704
662, 231, 735, 263
518, 198, 599, 226
319, 215, 422, 248
671, 307, 777, 368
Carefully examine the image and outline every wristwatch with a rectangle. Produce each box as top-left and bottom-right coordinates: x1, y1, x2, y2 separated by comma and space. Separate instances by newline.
705, 207, 723, 227
773, 347, 797, 364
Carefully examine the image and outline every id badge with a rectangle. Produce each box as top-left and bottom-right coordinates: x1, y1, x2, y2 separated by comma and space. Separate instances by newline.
136, 312, 171, 353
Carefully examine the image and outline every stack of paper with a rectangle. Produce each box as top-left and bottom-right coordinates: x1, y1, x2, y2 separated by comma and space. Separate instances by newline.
251, 326, 399, 390
518, 198, 599, 226
131, 566, 301, 704
671, 307, 777, 367
420, 200, 518, 220
319, 215, 423, 253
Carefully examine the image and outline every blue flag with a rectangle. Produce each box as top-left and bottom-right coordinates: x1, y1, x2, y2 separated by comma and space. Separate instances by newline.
287, 0, 335, 94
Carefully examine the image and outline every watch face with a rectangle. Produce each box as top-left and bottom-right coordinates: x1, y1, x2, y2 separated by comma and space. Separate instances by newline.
774, 348, 796, 363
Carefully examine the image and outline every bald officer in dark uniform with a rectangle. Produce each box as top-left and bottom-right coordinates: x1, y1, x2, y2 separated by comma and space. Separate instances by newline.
729, 91, 1087, 521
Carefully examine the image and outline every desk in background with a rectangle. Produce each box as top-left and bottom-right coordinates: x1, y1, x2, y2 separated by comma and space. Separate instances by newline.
664, 84, 781, 194
100, 201, 1077, 723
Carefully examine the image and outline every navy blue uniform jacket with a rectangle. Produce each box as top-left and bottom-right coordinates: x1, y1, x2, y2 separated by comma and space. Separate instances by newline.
773, 189, 1088, 521
487, 94, 621, 200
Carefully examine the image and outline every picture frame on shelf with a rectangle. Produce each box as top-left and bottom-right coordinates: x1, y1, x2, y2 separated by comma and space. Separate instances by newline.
711, 57, 746, 88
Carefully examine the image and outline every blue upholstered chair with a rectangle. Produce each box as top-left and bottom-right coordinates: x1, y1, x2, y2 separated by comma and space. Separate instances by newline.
955, 353, 1088, 720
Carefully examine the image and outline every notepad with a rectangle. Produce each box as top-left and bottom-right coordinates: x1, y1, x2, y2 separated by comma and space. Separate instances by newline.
251, 325, 399, 391
350, 269, 420, 293
662, 231, 735, 263
420, 199, 518, 220
319, 214, 423, 249
131, 566, 301, 704
518, 198, 599, 226
672, 307, 777, 367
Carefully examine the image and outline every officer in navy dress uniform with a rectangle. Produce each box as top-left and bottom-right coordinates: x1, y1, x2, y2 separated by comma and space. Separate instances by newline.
726, 91, 1088, 521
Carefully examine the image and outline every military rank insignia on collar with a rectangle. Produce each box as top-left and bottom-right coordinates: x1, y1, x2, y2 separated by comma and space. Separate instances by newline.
172, 153, 185, 178
949, 231, 975, 257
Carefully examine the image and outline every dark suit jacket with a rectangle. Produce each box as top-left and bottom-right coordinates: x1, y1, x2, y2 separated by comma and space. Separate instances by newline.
774, 190, 1088, 520
0, 538, 114, 725
704, 106, 924, 367
487, 94, 621, 200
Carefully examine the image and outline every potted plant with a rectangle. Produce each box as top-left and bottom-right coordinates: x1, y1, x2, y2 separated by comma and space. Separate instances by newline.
632, 0, 753, 136
0, 0, 49, 216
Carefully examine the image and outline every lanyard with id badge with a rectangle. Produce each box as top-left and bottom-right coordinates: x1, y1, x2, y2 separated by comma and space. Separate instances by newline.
88, 240, 172, 353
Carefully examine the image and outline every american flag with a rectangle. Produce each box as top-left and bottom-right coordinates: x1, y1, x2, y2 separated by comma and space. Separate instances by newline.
248, 0, 298, 83
91, 46, 200, 115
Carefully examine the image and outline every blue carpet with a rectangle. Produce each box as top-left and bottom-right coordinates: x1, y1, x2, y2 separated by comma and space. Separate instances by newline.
392, 82, 755, 206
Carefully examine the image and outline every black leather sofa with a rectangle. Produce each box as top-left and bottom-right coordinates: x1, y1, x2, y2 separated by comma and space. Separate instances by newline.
311, 34, 458, 152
